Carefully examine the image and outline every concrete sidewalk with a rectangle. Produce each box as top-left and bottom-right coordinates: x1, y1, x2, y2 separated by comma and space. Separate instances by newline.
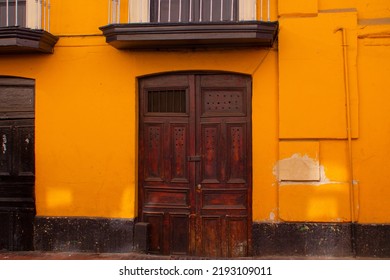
0, 251, 370, 260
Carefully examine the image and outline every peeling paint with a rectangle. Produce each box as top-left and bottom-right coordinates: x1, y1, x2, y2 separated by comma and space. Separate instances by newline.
2, 134, 7, 154
274, 153, 320, 181
273, 154, 343, 186
269, 211, 275, 221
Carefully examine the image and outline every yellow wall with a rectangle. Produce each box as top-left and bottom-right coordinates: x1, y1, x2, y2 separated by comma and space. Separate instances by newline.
0, 20, 278, 220
277, 0, 390, 223
0, 0, 389, 224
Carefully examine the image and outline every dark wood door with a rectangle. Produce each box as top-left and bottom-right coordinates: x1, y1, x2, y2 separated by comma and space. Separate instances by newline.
138, 73, 252, 257
0, 77, 35, 251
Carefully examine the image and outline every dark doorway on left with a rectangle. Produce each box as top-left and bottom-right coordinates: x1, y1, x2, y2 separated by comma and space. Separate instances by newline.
0, 77, 35, 251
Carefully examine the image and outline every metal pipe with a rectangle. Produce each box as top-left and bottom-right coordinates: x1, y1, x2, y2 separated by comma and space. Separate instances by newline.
337, 27, 358, 256
340, 28, 356, 224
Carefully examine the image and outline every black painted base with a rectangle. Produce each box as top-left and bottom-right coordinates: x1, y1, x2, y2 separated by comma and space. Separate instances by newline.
253, 222, 390, 258
355, 223, 390, 258
33, 218, 390, 257
34, 217, 134, 253
0, 209, 34, 251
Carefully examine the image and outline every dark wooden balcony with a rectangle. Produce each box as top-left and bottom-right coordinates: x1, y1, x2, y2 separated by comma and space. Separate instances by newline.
0, 0, 58, 54
100, 0, 278, 50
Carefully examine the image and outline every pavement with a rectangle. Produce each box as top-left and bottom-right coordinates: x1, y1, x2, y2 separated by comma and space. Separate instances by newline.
0, 251, 372, 260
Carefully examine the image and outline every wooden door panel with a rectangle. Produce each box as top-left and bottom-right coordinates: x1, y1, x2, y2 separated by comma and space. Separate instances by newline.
170, 214, 189, 255
226, 123, 247, 183
170, 123, 189, 183
144, 123, 165, 182
0, 125, 12, 176
227, 216, 248, 257
201, 216, 222, 257
0, 212, 12, 250
143, 212, 164, 254
143, 187, 190, 208
201, 189, 247, 210
201, 88, 246, 117
200, 124, 221, 184
15, 125, 34, 176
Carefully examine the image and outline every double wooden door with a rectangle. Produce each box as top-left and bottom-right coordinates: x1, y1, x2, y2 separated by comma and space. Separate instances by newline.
138, 73, 252, 257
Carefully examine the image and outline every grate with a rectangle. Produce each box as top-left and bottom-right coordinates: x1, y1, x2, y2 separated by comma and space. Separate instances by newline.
147, 90, 186, 113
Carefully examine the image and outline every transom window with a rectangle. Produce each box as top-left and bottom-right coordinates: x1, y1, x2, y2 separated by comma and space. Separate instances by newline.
147, 89, 187, 113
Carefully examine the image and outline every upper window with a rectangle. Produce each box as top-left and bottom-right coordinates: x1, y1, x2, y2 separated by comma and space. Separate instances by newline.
149, 0, 239, 23
0, 0, 51, 30
111, 0, 258, 24
0, 0, 26, 27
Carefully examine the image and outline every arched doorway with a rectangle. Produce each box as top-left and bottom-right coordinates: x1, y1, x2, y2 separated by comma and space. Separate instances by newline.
138, 73, 252, 257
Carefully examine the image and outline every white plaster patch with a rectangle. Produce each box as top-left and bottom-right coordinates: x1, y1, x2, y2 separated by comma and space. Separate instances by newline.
273, 154, 339, 186
277, 153, 320, 181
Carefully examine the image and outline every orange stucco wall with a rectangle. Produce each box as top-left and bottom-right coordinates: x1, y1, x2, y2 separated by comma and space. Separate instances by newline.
0, 0, 389, 224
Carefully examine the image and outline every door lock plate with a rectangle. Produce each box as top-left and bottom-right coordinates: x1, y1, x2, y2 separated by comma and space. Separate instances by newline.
188, 155, 201, 162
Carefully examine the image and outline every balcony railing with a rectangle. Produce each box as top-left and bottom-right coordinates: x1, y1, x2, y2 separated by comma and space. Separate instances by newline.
0, 0, 51, 31
108, 0, 272, 24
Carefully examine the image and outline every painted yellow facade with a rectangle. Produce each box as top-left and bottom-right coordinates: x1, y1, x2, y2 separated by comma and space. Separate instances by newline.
1, 0, 390, 254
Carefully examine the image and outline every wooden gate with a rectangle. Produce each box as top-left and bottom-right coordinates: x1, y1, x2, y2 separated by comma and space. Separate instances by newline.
138, 73, 252, 257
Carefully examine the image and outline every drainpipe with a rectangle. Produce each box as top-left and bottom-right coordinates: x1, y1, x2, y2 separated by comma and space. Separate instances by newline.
337, 27, 357, 256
